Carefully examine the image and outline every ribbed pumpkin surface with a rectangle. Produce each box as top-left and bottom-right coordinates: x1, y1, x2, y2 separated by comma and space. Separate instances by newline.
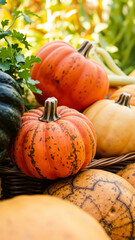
9, 102, 96, 179
30, 40, 109, 111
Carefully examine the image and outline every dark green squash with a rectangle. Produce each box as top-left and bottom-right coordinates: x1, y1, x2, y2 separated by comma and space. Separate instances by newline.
0, 70, 24, 161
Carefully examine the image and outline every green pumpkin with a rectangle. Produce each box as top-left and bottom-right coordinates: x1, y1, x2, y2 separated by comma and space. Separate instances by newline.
0, 71, 24, 161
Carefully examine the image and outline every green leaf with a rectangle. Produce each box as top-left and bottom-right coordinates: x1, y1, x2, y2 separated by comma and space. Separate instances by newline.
0, 0, 6, 5
0, 47, 14, 62
22, 13, 33, 23
27, 78, 40, 85
22, 55, 41, 69
1, 19, 9, 28
0, 61, 10, 71
24, 10, 40, 18
0, 30, 11, 39
27, 83, 42, 94
16, 53, 25, 64
12, 8, 22, 18
11, 30, 31, 49
18, 69, 31, 83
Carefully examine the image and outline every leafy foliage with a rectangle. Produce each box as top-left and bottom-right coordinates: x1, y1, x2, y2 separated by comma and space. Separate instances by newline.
99, 0, 135, 74
0, 1, 41, 111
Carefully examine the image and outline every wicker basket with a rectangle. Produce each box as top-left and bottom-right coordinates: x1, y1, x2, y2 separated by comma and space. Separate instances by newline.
0, 152, 135, 200
86, 152, 135, 173
0, 157, 52, 200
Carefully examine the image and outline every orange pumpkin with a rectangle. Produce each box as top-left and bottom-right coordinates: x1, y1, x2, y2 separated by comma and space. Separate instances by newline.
9, 97, 96, 179
110, 84, 135, 106
30, 40, 109, 111
117, 163, 135, 188
44, 168, 135, 240
0, 195, 111, 240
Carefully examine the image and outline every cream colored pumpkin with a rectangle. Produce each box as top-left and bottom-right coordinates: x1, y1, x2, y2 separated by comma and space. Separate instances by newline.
83, 92, 135, 157
0, 195, 111, 240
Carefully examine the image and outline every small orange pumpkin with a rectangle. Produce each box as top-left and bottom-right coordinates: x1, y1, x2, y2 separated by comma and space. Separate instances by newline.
110, 84, 135, 106
9, 97, 96, 179
30, 40, 109, 111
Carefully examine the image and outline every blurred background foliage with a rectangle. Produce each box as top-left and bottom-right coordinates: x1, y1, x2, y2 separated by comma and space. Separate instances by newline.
0, 0, 135, 74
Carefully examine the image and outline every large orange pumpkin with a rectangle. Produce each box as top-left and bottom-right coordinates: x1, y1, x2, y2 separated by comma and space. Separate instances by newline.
0, 195, 111, 240
9, 97, 96, 179
44, 168, 135, 240
30, 40, 109, 111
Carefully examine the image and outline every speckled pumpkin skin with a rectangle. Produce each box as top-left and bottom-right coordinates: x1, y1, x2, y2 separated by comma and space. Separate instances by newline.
30, 40, 109, 111
9, 106, 96, 179
44, 168, 135, 240
0, 195, 111, 240
117, 163, 135, 188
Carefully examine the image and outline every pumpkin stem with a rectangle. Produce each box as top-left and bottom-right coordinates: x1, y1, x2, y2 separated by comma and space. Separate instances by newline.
115, 92, 131, 107
77, 40, 93, 58
39, 97, 61, 122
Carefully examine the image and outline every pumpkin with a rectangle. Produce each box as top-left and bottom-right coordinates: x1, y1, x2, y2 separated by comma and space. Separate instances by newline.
0, 195, 111, 240
9, 97, 96, 179
117, 163, 135, 188
83, 92, 135, 157
44, 168, 135, 240
0, 70, 24, 161
30, 40, 109, 111
110, 84, 135, 106
106, 86, 120, 99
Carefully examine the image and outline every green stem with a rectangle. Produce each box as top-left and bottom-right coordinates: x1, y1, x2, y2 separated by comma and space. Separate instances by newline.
4, 37, 11, 47
6, 16, 18, 31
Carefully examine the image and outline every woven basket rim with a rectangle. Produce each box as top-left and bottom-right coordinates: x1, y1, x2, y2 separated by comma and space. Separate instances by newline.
86, 151, 135, 169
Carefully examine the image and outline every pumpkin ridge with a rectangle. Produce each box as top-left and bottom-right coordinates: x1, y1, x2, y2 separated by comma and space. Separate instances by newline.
59, 120, 85, 175
10, 120, 38, 177
0, 102, 22, 133
0, 71, 21, 94
41, 122, 62, 179
50, 51, 86, 90
0, 84, 24, 114
26, 122, 45, 178
35, 46, 75, 83
44, 119, 78, 175
62, 116, 96, 169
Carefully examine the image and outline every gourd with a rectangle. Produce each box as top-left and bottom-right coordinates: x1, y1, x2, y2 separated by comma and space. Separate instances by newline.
83, 92, 135, 157
0, 70, 24, 161
30, 40, 109, 111
110, 84, 135, 106
0, 195, 111, 240
9, 97, 96, 179
117, 163, 135, 188
44, 168, 135, 240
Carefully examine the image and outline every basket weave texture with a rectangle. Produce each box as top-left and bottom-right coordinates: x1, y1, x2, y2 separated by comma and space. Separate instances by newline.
0, 157, 51, 200
0, 152, 135, 200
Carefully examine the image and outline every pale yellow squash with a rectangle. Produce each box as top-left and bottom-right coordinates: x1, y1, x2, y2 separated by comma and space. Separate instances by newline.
83, 92, 135, 157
